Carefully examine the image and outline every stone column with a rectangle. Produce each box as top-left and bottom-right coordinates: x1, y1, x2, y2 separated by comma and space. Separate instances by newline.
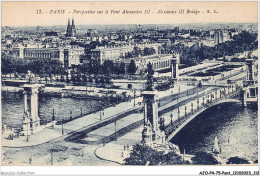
246, 59, 255, 81
242, 88, 247, 107
153, 99, 160, 144
30, 88, 39, 121
22, 91, 31, 135
171, 59, 178, 79
23, 91, 28, 113
144, 100, 148, 125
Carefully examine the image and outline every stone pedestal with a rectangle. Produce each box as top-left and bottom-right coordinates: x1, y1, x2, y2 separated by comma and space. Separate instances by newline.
142, 90, 166, 147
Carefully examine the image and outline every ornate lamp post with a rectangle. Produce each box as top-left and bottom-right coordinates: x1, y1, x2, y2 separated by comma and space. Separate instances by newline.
81, 108, 83, 116
114, 121, 117, 141
62, 117, 64, 135
133, 89, 136, 107
52, 109, 55, 121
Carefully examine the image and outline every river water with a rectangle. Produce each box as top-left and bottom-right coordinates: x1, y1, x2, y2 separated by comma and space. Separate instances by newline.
2, 92, 104, 128
170, 102, 258, 162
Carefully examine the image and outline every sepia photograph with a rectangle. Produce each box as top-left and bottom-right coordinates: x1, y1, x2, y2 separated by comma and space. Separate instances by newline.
0, 0, 259, 175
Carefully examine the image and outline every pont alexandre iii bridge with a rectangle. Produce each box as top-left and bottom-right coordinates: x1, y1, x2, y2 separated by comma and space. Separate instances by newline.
141, 59, 258, 147
2, 58, 257, 150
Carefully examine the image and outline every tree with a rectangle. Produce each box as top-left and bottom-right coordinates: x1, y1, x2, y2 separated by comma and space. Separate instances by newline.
78, 63, 90, 78
30, 59, 47, 78
50, 59, 64, 75
144, 47, 156, 56
133, 46, 143, 57
162, 151, 190, 165
127, 59, 137, 76
89, 60, 101, 75
191, 152, 219, 165
119, 62, 126, 75
1, 53, 15, 75
102, 60, 114, 76
124, 144, 188, 165
226, 157, 250, 164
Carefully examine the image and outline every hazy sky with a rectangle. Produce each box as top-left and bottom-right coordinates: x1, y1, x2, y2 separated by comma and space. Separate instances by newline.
2, 1, 258, 26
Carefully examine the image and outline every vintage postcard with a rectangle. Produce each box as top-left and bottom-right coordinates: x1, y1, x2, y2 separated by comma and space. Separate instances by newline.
1, 0, 259, 175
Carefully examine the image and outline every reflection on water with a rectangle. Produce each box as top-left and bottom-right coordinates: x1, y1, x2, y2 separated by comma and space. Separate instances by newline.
2, 92, 103, 128
171, 103, 258, 162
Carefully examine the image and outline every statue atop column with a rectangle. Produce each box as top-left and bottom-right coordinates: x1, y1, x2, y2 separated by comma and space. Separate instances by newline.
146, 62, 154, 91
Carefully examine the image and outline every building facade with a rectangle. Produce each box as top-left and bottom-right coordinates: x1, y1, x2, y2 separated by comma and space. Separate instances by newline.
12, 45, 84, 69
90, 42, 162, 64
116, 54, 180, 74
63, 44, 85, 69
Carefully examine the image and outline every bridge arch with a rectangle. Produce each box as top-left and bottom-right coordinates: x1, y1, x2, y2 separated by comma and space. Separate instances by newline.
166, 99, 240, 142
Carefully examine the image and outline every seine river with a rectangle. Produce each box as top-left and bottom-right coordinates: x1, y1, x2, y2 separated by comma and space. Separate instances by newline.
2, 92, 103, 128
171, 102, 258, 162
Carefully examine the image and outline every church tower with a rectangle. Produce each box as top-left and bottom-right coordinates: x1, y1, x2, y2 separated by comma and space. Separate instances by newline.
66, 18, 76, 37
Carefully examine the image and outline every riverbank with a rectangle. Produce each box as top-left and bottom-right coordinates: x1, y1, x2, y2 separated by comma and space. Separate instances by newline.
1, 85, 140, 99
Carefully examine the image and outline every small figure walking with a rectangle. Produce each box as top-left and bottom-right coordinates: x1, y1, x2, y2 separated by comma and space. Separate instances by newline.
29, 157, 32, 164
102, 111, 104, 116
124, 145, 126, 151
127, 145, 129, 150
121, 152, 124, 158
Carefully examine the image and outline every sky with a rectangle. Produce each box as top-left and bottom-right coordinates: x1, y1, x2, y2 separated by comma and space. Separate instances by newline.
1, 1, 258, 27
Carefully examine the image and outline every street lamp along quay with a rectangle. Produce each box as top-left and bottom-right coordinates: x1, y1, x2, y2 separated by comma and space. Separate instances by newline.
114, 121, 117, 141
62, 116, 64, 135
133, 89, 136, 107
